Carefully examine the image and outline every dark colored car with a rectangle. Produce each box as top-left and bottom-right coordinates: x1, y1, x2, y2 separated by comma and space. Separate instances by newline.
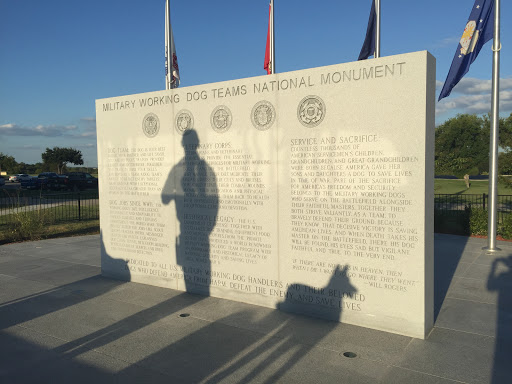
21, 172, 68, 190
38, 172, 69, 190
20, 176, 39, 189
64, 172, 98, 191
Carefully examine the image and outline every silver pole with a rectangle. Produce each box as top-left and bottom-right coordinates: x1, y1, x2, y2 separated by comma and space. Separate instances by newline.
165, 0, 171, 90
485, 0, 501, 252
271, 0, 275, 74
375, 0, 381, 58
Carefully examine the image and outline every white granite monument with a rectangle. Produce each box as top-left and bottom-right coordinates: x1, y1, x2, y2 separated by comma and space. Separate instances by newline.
96, 51, 435, 339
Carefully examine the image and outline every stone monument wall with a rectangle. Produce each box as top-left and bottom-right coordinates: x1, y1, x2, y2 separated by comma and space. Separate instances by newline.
96, 51, 435, 338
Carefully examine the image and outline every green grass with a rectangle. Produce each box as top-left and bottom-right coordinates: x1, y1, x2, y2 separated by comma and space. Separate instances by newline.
434, 179, 512, 195
0, 219, 99, 245
0, 205, 99, 244
0, 204, 99, 223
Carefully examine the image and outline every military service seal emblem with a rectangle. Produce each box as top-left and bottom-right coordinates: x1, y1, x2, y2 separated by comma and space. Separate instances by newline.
297, 96, 326, 128
175, 109, 194, 135
142, 113, 160, 138
210, 105, 232, 133
251, 100, 275, 131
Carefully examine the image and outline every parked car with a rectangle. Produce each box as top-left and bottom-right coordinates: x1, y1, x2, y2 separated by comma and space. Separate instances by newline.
0, 176, 5, 187
38, 172, 69, 190
20, 172, 68, 190
9, 174, 31, 182
64, 172, 98, 191
20, 176, 40, 189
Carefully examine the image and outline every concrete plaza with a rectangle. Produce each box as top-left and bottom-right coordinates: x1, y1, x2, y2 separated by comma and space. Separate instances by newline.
0, 234, 511, 383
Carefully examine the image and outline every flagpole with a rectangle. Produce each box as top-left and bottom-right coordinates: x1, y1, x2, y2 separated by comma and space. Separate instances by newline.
271, 0, 275, 74
165, 0, 171, 90
375, 0, 381, 58
486, 0, 501, 252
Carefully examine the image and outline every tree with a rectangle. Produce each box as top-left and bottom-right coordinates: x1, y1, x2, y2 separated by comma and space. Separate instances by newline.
499, 152, 512, 175
495, 113, 512, 151
435, 114, 489, 177
495, 113, 512, 175
0, 153, 17, 174
41, 147, 83, 174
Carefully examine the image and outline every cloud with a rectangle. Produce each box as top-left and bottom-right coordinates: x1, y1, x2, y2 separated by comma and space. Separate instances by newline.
430, 36, 460, 49
13, 144, 42, 150
78, 117, 97, 136
0, 119, 98, 139
0, 123, 78, 137
441, 77, 512, 96
449, 78, 512, 95
76, 131, 97, 138
436, 77, 512, 116
77, 143, 96, 148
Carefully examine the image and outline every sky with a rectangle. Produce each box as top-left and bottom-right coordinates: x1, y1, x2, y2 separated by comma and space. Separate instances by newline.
0, 0, 511, 167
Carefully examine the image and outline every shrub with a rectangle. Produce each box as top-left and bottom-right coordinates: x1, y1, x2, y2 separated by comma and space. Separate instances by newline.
469, 206, 488, 236
7, 211, 52, 242
3, 190, 53, 242
499, 213, 512, 239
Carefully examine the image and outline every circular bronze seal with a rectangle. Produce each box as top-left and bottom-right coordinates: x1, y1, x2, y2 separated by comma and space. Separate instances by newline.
142, 113, 160, 138
251, 100, 276, 131
175, 109, 194, 136
297, 96, 326, 128
210, 105, 232, 133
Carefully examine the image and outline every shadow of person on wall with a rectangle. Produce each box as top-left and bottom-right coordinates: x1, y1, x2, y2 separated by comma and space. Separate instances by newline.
161, 129, 219, 296
487, 254, 512, 383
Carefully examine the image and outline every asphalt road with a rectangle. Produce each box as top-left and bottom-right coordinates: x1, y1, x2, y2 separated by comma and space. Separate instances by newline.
1, 181, 22, 191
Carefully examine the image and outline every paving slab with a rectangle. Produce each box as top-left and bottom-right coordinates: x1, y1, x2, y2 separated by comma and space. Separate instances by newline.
435, 297, 497, 336
0, 326, 170, 384
45, 248, 101, 266
0, 252, 41, 265
18, 293, 155, 340
446, 276, 500, 305
271, 314, 413, 366
380, 367, 464, 384
0, 234, 511, 383
0, 256, 75, 278
395, 327, 496, 384
90, 278, 191, 308
0, 275, 56, 304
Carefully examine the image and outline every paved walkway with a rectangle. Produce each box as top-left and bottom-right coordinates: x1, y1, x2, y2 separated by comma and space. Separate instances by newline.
0, 234, 511, 383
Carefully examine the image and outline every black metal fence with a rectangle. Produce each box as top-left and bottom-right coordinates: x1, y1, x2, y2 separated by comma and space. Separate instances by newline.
1, 190, 511, 232
434, 194, 512, 223
0, 191, 99, 225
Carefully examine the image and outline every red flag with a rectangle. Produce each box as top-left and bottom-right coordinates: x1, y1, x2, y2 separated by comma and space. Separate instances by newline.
264, 1, 272, 74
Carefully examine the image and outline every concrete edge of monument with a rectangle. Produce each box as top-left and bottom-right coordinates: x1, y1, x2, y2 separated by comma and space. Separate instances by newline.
96, 50, 435, 339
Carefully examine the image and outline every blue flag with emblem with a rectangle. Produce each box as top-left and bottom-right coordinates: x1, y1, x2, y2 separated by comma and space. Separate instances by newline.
438, 0, 494, 101
358, 0, 376, 61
